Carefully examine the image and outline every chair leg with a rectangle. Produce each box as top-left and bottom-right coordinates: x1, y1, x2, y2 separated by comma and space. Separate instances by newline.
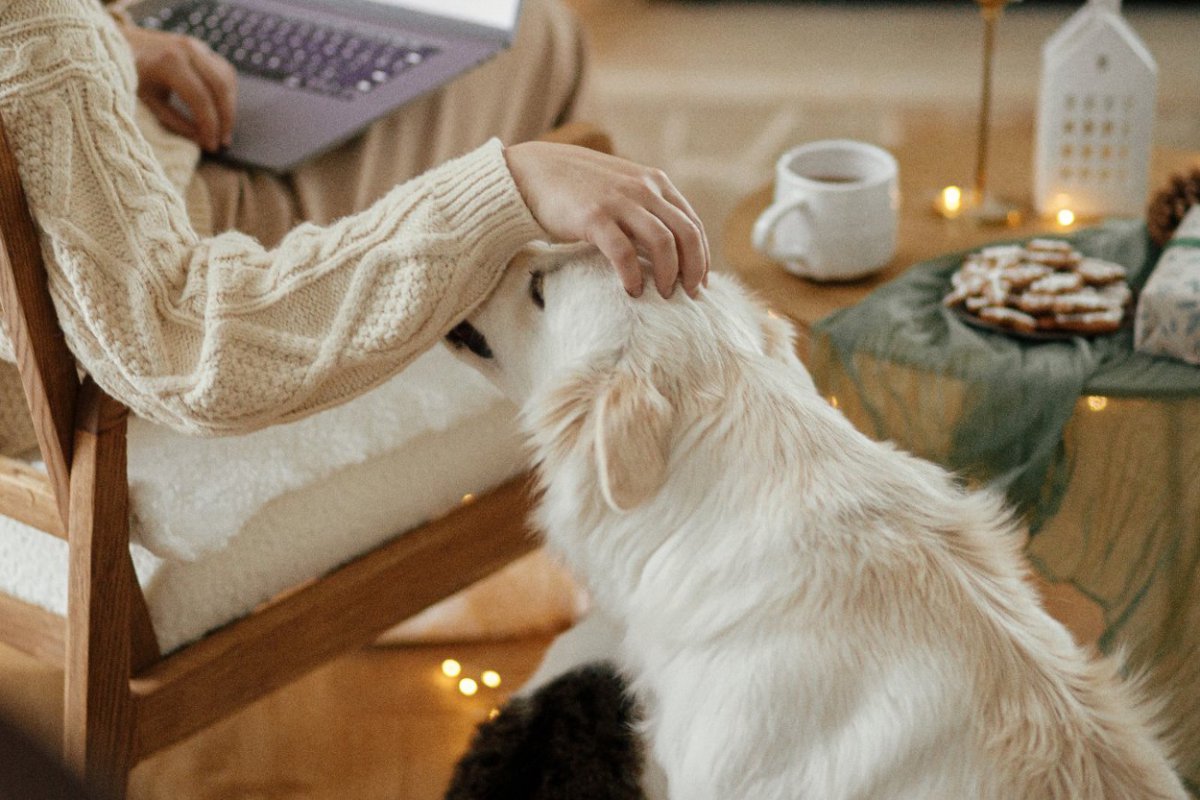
64, 383, 136, 799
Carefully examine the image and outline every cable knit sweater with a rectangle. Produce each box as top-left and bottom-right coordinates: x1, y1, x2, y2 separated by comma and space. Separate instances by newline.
0, 0, 544, 438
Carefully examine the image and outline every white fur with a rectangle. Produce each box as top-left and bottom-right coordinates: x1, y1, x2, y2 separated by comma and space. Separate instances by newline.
454, 244, 1185, 800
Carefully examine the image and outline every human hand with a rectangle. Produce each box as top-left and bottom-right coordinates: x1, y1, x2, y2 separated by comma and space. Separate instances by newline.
504, 141, 709, 299
118, 25, 238, 153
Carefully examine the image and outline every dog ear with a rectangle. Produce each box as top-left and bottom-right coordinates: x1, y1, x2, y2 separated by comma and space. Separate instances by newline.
594, 367, 673, 513
759, 310, 800, 366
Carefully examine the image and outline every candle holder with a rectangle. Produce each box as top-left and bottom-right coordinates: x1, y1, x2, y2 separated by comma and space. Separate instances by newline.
933, 0, 1024, 226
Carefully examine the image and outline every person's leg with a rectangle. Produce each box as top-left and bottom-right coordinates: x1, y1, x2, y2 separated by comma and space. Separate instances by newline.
197, 0, 586, 242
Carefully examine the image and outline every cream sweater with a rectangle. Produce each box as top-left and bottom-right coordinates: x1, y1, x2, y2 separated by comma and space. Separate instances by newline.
0, 0, 544, 438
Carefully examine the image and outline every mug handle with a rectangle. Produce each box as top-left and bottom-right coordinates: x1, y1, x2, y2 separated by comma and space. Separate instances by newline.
751, 196, 811, 261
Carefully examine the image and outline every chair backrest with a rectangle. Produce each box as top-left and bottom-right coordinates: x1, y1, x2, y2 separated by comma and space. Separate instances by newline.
0, 111, 80, 527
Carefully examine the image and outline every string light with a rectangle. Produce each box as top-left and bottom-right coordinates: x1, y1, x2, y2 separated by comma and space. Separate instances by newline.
461, 493, 476, 505
488, 708, 501, 720
1086, 395, 1108, 412
441, 659, 462, 678
828, 395, 840, 409
481, 670, 502, 689
940, 185, 964, 215
1056, 208, 1076, 227
458, 678, 479, 697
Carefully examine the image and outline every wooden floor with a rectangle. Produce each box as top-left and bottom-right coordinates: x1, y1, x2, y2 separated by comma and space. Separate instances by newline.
0, 635, 557, 800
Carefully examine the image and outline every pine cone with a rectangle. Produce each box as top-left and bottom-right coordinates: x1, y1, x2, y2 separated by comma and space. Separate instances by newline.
1147, 167, 1200, 247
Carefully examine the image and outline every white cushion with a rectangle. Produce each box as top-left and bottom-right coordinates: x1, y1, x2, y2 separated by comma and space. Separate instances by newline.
0, 347, 525, 653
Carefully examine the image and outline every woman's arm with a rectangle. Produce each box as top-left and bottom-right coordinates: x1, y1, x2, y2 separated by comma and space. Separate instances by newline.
2, 3, 540, 434
0, 1, 706, 436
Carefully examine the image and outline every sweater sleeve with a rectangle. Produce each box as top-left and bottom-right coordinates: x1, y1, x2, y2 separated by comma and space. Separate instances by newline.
0, 1, 543, 435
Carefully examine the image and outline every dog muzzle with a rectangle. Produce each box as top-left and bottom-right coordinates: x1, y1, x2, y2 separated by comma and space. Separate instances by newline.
445, 320, 494, 359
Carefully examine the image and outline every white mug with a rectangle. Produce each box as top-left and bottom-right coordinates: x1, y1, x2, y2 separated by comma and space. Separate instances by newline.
752, 140, 900, 282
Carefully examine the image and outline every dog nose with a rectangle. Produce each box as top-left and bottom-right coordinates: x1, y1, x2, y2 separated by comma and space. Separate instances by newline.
445, 320, 494, 359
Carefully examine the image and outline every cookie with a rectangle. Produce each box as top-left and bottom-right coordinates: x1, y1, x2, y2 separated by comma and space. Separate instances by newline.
951, 269, 987, 294
978, 245, 1025, 268
1098, 281, 1133, 307
1050, 291, 1122, 315
979, 305, 1039, 334
1076, 257, 1128, 286
1029, 271, 1084, 294
1014, 292, 1059, 315
982, 272, 1011, 306
1026, 250, 1083, 269
965, 294, 991, 312
1053, 308, 1124, 334
1000, 263, 1052, 290
1026, 238, 1075, 254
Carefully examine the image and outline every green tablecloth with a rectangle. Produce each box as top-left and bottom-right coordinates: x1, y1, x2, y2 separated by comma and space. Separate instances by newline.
811, 220, 1200, 795
814, 220, 1200, 529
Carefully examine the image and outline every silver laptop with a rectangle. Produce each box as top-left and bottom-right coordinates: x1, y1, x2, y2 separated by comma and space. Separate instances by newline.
128, 0, 523, 172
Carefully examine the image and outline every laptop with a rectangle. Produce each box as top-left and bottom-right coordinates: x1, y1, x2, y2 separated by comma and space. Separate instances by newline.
127, 0, 524, 172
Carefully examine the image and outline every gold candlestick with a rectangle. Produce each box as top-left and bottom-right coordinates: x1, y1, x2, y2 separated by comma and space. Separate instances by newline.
934, 0, 1024, 225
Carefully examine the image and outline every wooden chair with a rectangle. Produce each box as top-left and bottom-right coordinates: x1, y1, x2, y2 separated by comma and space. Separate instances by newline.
0, 117, 611, 799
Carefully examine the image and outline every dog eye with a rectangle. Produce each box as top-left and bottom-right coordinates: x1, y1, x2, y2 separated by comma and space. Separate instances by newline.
529, 271, 545, 310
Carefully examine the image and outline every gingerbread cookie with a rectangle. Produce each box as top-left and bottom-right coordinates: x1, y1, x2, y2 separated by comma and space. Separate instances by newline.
1053, 308, 1124, 334
1050, 291, 1122, 315
944, 237, 1132, 339
1000, 263, 1053, 290
1026, 238, 1075, 254
1076, 257, 1128, 286
1014, 292, 1059, 315
1029, 271, 1084, 295
979, 306, 1039, 334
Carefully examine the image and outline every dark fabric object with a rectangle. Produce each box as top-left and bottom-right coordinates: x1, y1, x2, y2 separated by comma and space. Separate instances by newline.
444, 662, 646, 800
0, 714, 93, 800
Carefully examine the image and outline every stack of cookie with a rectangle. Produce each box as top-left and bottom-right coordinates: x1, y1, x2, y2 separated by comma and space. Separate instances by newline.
943, 239, 1131, 335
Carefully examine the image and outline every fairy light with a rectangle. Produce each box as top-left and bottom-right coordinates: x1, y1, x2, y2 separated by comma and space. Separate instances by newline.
488, 708, 501, 720
1086, 395, 1108, 412
481, 670, 502, 689
441, 659, 462, 678
1056, 208, 1076, 227
828, 395, 840, 409
461, 493, 476, 505
941, 186, 963, 214
458, 678, 479, 696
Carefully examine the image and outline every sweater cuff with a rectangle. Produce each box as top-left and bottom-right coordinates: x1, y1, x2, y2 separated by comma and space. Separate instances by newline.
427, 138, 546, 262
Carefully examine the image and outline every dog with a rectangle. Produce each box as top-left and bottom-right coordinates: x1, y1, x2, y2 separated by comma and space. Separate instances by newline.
446, 243, 1185, 799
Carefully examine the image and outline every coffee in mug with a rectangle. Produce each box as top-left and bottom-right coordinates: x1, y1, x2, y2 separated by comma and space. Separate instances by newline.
752, 140, 900, 282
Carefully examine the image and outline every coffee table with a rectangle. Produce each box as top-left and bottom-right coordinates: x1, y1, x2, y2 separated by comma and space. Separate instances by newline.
724, 112, 1200, 794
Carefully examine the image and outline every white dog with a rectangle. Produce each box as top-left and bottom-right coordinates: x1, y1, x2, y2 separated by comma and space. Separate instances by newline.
447, 243, 1185, 800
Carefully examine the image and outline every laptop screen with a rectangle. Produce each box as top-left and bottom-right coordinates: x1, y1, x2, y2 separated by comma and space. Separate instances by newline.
371, 0, 521, 32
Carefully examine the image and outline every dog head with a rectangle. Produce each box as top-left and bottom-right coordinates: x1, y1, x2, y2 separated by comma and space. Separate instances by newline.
447, 243, 811, 514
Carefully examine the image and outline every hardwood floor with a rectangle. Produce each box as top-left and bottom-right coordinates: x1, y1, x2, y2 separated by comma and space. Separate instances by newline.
0, 635, 558, 800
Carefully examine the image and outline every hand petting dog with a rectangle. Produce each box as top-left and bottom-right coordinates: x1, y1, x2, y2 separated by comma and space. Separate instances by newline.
505, 142, 709, 300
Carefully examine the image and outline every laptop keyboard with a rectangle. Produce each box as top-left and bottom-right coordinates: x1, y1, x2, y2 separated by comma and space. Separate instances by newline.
136, 1, 441, 100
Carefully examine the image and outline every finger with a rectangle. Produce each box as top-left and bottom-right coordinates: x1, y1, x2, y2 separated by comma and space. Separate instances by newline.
142, 94, 200, 142
587, 220, 643, 298
165, 58, 223, 151
621, 208, 679, 299
185, 39, 237, 147
660, 182, 711, 291
644, 194, 706, 298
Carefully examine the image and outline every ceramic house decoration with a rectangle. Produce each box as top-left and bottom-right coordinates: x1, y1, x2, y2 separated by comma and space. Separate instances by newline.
1033, 0, 1157, 218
